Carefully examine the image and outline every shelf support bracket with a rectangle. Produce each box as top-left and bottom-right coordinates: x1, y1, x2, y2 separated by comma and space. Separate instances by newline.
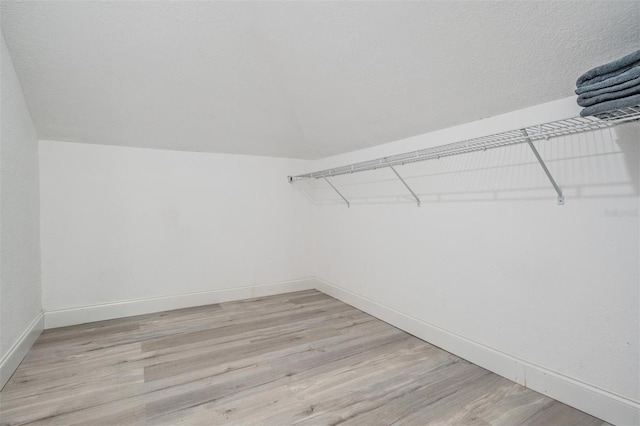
521, 129, 564, 205
389, 165, 421, 207
323, 177, 350, 208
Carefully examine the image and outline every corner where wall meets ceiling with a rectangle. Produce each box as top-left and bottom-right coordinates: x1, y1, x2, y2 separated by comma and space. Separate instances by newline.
1, 0, 639, 159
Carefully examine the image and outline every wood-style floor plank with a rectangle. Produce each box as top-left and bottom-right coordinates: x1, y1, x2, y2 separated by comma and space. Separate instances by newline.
0, 290, 608, 425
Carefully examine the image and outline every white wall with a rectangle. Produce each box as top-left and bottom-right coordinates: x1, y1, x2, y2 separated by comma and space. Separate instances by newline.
308, 97, 639, 419
33, 96, 639, 423
39, 141, 314, 324
0, 33, 43, 388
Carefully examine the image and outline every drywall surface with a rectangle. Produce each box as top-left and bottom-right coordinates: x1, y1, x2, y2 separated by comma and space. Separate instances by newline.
0, 34, 42, 365
310, 97, 640, 403
2, 1, 639, 158
39, 141, 313, 313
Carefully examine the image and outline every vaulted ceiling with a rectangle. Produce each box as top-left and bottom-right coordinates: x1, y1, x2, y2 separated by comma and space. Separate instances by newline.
1, 1, 638, 159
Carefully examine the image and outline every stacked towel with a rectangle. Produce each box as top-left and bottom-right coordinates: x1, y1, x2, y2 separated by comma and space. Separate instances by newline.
575, 50, 640, 117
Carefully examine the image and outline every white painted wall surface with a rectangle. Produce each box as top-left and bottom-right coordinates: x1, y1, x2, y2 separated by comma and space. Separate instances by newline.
39, 141, 313, 314
35, 97, 639, 422
309, 97, 639, 404
0, 34, 42, 377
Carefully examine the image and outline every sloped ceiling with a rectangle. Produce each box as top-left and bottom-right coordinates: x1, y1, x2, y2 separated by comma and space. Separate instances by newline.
1, 1, 639, 159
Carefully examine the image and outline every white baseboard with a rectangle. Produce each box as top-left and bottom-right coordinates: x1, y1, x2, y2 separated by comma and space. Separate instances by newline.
34, 277, 640, 425
313, 278, 640, 426
44, 278, 316, 329
0, 312, 44, 390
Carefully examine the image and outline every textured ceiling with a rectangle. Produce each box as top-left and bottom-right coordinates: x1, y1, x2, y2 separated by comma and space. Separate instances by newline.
1, 1, 639, 159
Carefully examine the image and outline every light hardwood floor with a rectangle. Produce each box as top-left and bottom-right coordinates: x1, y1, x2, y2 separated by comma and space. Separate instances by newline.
0, 290, 607, 425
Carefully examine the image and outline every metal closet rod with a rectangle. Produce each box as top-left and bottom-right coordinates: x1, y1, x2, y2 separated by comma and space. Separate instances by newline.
288, 106, 640, 207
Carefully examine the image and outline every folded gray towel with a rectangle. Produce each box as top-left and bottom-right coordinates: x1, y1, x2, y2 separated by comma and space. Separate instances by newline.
578, 84, 640, 107
576, 50, 640, 87
580, 94, 640, 117
577, 78, 640, 104
576, 66, 640, 95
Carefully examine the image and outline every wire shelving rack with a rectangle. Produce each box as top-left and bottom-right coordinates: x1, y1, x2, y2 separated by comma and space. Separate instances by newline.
289, 106, 640, 207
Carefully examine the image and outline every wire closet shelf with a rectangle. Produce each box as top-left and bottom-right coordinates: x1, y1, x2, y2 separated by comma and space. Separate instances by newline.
288, 105, 640, 207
